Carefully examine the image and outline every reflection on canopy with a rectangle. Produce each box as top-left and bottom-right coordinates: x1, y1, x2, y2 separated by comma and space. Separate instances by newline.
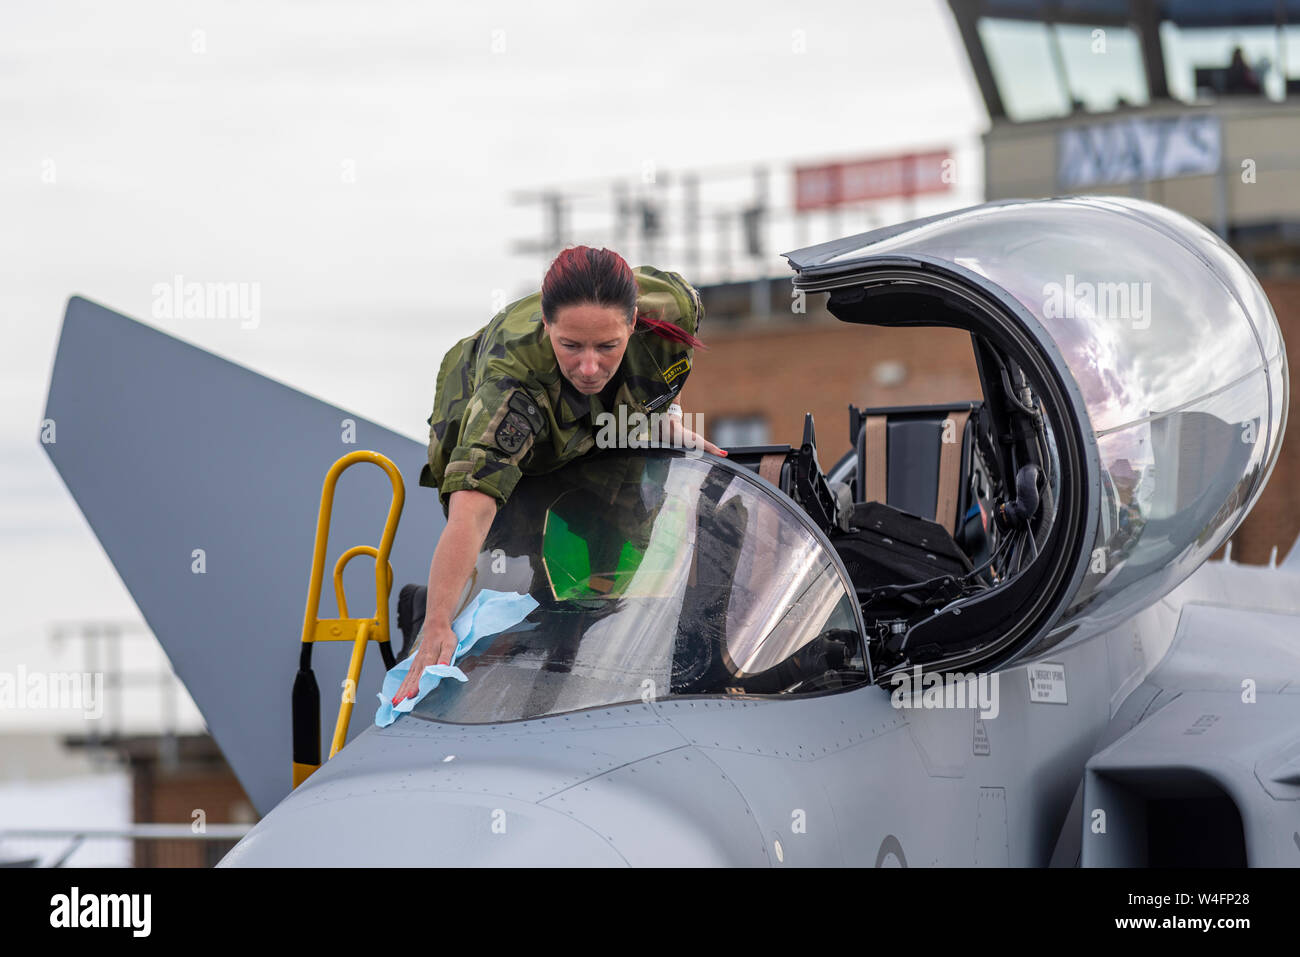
827, 197, 1274, 436
813, 196, 1286, 647
410, 452, 866, 724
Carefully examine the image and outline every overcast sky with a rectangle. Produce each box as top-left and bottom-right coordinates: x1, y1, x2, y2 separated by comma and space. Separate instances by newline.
0, 0, 986, 731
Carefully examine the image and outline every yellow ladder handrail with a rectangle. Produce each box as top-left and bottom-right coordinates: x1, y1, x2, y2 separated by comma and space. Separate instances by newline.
292, 450, 405, 789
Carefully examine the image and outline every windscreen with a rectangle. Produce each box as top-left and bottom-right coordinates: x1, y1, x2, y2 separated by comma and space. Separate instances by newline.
410, 451, 865, 724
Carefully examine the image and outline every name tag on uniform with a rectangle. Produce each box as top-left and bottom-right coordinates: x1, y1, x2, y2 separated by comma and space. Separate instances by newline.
663, 355, 690, 383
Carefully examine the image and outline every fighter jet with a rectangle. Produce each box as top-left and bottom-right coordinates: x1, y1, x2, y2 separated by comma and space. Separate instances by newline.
41, 196, 1300, 866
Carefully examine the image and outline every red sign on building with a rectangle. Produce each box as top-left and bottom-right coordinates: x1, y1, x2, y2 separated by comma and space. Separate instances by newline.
794, 150, 952, 211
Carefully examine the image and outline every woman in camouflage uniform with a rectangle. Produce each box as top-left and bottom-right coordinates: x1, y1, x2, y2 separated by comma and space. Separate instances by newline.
393, 246, 723, 705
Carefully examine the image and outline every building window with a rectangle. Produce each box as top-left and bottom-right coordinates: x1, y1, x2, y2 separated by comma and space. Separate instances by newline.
1054, 24, 1148, 111
977, 18, 1148, 120
978, 18, 1072, 121
1160, 23, 1290, 102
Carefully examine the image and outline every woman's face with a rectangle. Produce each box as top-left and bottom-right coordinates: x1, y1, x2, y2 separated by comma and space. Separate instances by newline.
544, 303, 633, 395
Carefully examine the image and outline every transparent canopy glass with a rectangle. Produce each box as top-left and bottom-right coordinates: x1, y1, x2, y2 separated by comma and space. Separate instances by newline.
817, 196, 1286, 643
409, 451, 866, 724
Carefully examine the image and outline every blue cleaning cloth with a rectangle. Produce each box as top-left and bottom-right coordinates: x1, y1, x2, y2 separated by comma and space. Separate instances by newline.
374, 588, 539, 727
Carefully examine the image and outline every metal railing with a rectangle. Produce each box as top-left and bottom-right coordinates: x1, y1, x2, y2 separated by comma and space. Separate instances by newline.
1, 824, 253, 868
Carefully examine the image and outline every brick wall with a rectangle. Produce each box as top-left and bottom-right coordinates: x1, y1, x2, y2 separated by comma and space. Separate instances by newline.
131, 757, 255, 867
1234, 278, 1300, 564
681, 314, 982, 460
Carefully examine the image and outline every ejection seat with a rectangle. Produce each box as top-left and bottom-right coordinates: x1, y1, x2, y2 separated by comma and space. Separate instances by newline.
849, 401, 985, 537
721, 444, 796, 497
718, 401, 995, 575
808, 401, 986, 598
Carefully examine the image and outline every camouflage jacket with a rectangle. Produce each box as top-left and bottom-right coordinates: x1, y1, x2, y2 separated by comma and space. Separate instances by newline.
418, 265, 705, 514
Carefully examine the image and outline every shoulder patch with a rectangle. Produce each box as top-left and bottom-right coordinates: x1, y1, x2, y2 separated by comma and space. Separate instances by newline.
495, 409, 532, 454
493, 389, 544, 455
508, 390, 546, 432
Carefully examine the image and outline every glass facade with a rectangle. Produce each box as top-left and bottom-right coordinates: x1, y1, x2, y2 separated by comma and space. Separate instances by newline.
1160, 22, 1292, 102
978, 18, 1148, 120
974, 11, 1300, 116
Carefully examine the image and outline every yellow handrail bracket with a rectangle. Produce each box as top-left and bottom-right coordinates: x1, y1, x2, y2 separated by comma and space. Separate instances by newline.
292, 451, 405, 789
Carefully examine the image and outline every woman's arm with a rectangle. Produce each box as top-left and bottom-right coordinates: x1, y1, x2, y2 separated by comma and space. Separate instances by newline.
391, 488, 498, 705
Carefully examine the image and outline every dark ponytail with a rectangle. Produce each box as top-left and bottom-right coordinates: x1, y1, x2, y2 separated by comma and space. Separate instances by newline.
540, 245, 705, 349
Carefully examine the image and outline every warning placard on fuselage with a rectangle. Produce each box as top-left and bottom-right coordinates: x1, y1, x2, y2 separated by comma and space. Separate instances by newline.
1027, 663, 1067, 704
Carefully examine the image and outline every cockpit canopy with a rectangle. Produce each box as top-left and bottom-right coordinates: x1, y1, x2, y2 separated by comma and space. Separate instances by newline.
785, 195, 1287, 658
409, 451, 866, 724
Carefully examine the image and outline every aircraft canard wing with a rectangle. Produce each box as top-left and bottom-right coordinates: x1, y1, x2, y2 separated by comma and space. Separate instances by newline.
40, 296, 446, 815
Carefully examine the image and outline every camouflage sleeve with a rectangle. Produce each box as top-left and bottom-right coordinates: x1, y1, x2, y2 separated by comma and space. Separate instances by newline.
635, 266, 704, 339
671, 271, 705, 338
437, 378, 548, 513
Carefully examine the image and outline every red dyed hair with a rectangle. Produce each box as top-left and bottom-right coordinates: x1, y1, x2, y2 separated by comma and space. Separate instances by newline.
540, 245, 705, 349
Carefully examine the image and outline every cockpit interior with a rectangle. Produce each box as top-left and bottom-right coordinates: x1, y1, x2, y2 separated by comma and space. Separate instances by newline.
725, 290, 1066, 679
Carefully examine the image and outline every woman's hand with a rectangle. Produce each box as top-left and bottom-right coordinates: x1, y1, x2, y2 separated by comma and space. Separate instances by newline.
655, 413, 727, 457
390, 489, 497, 709
391, 622, 458, 706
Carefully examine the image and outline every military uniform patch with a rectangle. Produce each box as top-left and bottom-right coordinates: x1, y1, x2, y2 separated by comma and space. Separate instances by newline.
663, 355, 690, 383
508, 390, 546, 431
495, 409, 532, 454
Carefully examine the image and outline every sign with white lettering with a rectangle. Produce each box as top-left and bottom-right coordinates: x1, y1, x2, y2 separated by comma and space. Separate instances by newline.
1057, 115, 1221, 190
795, 151, 952, 210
